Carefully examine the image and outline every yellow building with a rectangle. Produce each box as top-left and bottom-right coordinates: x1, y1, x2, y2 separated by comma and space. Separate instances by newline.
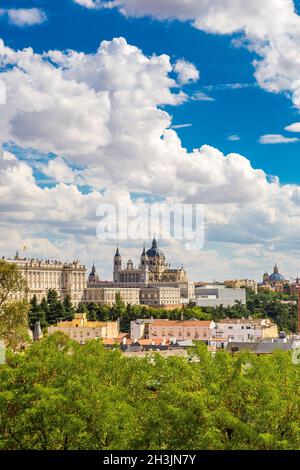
224, 279, 258, 293
48, 313, 119, 343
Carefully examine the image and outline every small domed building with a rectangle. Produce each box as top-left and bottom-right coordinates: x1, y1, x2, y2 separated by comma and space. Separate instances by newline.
261, 264, 286, 289
268, 264, 286, 285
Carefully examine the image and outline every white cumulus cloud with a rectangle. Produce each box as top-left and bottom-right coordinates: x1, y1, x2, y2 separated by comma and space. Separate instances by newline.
73, 1, 300, 112
1, 37, 300, 279
174, 59, 199, 85
0, 8, 47, 27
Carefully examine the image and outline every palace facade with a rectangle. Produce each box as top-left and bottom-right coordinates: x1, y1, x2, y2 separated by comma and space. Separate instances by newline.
84, 286, 140, 307
5, 253, 86, 305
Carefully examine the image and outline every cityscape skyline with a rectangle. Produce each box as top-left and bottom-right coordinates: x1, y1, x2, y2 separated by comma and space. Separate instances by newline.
4, 243, 297, 286
1, 1, 300, 456
1, 1, 300, 285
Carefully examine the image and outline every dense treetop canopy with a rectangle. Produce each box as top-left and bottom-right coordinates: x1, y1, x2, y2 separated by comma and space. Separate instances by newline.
0, 334, 299, 450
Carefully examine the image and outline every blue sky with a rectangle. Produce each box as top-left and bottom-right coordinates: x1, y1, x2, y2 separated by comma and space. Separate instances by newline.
1, 0, 299, 184
1, 0, 300, 281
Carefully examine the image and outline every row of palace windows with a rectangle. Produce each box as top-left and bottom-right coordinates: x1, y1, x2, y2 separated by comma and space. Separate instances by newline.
151, 331, 207, 338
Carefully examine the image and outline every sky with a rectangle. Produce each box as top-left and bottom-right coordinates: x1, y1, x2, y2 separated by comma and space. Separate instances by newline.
1, 0, 300, 282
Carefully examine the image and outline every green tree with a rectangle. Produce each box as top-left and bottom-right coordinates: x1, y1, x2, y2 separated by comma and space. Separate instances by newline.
0, 300, 30, 351
0, 260, 28, 307
28, 295, 46, 330
47, 289, 59, 305
0, 260, 29, 351
97, 304, 110, 322
76, 302, 88, 314
111, 292, 126, 323
46, 289, 65, 325
0, 335, 299, 450
40, 297, 49, 322
62, 296, 75, 321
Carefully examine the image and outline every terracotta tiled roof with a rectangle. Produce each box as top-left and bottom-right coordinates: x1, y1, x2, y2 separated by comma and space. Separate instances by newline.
138, 338, 170, 346
102, 338, 116, 345
117, 333, 130, 339
119, 338, 134, 345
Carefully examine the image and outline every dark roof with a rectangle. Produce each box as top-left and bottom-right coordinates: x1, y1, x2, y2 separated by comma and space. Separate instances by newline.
256, 342, 292, 353
226, 341, 292, 354
89, 262, 96, 276
269, 264, 285, 282
269, 273, 285, 282
146, 238, 165, 258
128, 344, 143, 351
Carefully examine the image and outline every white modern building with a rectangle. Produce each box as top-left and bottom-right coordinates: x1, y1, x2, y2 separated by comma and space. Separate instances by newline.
194, 284, 246, 307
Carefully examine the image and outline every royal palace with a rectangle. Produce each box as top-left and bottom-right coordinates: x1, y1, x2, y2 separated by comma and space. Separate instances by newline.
4, 239, 194, 307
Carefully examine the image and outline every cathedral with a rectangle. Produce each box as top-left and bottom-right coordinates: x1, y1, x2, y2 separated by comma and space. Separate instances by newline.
262, 264, 286, 287
113, 238, 188, 285
87, 238, 195, 301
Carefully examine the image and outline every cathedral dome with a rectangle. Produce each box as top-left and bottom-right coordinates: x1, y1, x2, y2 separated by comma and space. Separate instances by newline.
269, 273, 285, 282
269, 264, 285, 283
146, 238, 164, 258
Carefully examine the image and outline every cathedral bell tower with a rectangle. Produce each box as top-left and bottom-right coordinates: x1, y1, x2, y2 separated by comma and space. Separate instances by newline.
140, 245, 148, 268
140, 245, 149, 284
113, 246, 122, 282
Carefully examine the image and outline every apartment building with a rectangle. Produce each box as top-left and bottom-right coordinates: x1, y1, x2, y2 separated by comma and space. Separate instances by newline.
131, 318, 216, 341
212, 318, 278, 343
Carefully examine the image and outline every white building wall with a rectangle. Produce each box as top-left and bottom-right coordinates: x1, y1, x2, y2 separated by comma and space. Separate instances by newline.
213, 320, 278, 342
195, 285, 246, 307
